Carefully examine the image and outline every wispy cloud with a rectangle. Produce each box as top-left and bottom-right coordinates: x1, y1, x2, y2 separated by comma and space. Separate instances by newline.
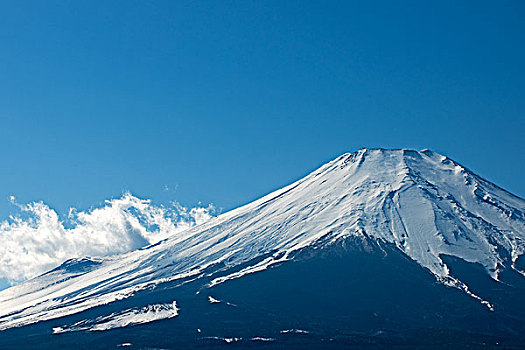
0, 193, 215, 286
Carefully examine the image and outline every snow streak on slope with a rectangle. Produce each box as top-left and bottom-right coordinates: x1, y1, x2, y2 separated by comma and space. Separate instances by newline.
0, 149, 524, 330
52, 301, 178, 333
0, 193, 215, 284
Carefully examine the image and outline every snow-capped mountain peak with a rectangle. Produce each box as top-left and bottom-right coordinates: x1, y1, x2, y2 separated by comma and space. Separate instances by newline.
0, 149, 524, 329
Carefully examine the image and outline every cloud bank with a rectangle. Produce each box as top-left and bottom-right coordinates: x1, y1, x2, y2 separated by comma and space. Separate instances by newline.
0, 193, 215, 286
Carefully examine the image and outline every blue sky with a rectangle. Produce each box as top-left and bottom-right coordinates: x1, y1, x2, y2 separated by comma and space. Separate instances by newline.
0, 0, 524, 217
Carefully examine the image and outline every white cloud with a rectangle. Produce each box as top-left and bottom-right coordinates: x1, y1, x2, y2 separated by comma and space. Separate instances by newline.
0, 193, 215, 286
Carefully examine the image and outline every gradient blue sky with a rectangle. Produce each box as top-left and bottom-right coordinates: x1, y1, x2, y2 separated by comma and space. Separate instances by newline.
0, 0, 524, 217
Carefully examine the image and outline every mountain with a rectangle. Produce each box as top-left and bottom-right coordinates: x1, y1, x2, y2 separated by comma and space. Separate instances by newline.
0, 148, 524, 349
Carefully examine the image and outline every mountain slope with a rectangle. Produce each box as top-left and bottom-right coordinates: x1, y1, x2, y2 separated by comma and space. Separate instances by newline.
0, 149, 524, 346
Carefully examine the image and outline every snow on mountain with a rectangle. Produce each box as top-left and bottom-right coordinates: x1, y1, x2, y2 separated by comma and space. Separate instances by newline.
0, 148, 524, 330
52, 301, 179, 333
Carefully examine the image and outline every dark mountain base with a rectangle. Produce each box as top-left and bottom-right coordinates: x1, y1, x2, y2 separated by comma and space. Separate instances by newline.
1, 237, 524, 349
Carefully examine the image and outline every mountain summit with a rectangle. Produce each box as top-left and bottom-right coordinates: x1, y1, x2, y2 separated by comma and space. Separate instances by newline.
1, 149, 524, 348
